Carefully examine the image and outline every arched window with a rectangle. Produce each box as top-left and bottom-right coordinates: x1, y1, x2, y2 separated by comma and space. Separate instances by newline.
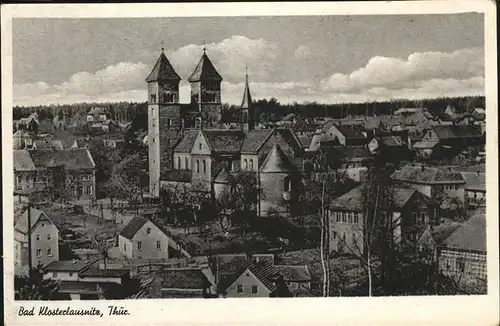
185, 157, 189, 170
243, 159, 248, 170
196, 160, 200, 173
163, 93, 168, 103
203, 160, 207, 174
284, 176, 291, 192
249, 159, 254, 170
177, 157, 181, 170
167, 119, 172, 128
199, 143, 202, 151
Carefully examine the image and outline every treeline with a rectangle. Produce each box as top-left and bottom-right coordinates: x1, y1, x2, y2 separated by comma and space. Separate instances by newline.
13, 102, 148, 122
224, 96, 485, 123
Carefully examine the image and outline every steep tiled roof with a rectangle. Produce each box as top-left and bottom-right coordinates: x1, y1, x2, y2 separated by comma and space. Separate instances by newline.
28, 148, 95, 170
15, 208, 55, 234
330, 185, 423, 211
158, 269, 210, 289
275, 265, 311, 282
13, 150, 36, 171
174, 130, 199, 153
188, 52, 223, 82
203, 130, 245, 154
260, 144, 295, 173
297, 136, 314, 148
391, 165, 465, 184
247, 261, 281, 292
461, 172, 486, 192
119, 216, 148, 240
275, 129, 302, 151
45, 260, 95, 272
240, 129, 274, 153
432, 125, 483, 139
146, 51, 181, 82
442, 208, 486, 252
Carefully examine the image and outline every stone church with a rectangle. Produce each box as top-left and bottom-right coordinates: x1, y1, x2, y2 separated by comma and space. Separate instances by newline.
146, 47, 301, 217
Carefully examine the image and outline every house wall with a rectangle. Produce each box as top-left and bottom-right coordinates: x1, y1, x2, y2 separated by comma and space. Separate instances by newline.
173, 153, 192, 170
259, 172, 293, 217
225, 270, 272, 298
439, 248, 486, 285
324, 125, 346, 145
31, 217, 59, 268
130, 220, 170, 260
328, 210, 364, 255
45, 271, 80, 281
118, 235, 134, 259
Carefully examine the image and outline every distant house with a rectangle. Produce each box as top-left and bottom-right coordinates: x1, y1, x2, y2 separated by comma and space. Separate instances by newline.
86, 107, 109, 122
118, 216, 188, 260
321, 122, 368, 146
390, 164, 466, 203
275, 265, 312, 296
460, 172, 486, 207
102, 138, 125, 149
438, 208, 486, 287
393, 108, 434, 127
150, 268, 214, 298
277, 113, 297, 127
14, 148, 96, 200
220, 261, 290, 298
311, 146, 372, 182
328, 185, 436, 255
14, 208, 59, 275
15, 113, 40, 132
13, 129, 34, 150
368, 135, 408, 159
420, 125, 484, 150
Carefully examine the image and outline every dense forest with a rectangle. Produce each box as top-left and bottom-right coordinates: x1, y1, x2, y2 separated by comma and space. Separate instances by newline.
13, 95, 485, 130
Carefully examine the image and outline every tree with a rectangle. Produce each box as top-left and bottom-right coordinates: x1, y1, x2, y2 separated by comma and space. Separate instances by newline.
110, 153, 144, 204
15, 265, 59, 300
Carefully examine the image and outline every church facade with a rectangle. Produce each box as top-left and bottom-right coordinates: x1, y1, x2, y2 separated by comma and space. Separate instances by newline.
146, 47, 302, 217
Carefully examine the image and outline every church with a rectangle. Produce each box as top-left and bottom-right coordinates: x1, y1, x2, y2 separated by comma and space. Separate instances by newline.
146, 46, 303, 217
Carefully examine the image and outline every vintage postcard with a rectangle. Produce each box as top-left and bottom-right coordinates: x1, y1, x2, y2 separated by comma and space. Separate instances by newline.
2, 1, 499, 325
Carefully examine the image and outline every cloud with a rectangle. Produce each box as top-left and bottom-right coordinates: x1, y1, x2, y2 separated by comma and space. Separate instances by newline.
320, 47, 484, 92
168, 35, 278, 82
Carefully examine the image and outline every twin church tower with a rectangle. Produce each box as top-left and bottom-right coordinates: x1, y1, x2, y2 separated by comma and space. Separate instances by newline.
146, 45, 254, 195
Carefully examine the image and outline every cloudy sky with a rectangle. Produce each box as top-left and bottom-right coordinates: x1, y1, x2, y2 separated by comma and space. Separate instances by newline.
13, 14, 484, 106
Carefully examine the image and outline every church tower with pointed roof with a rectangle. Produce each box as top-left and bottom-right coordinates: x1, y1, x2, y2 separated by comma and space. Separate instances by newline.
188, 47, 223, 128
240, 67, 254, 133
146, 47, 182, 197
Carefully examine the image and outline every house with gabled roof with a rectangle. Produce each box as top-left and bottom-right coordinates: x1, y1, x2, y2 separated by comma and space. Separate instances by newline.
438, 208, 486, 287
391, 164, 466, 203
320, 121, 368, 146
150, 268, 214, 298
118, 216, 190, 260
328, 184, 436, 255
14, 208, 59, 275
220, 260, 290, 298
460, 172, 486, 207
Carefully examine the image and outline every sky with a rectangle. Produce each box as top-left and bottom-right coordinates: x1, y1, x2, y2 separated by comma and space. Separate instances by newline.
13, 14, 484, 106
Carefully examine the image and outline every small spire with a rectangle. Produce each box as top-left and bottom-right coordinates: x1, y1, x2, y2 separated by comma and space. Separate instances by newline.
161, 40, 164, 52
245, 66, 248, 81
202, 40, 206, 54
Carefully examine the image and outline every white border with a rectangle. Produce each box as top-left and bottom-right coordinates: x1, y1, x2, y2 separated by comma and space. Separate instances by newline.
2, 2, 498, 325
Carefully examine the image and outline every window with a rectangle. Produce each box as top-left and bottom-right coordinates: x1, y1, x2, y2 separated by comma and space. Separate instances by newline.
199, 143, 203, 151
352, 233, 357, 245
147, 228, 151, 234
138, 241, 142, 250
348, 213, 353, 223
412, 212, 418, 224
420, 212, 426, 224
47, 248, 52, 256
196, 160, 200, 173
244, 159, 248, 170
251, 285, 258, 294
456, 258, 466, 272
36, 235, 40, 240
151, 94, 156, 103
342, 212, 347, 223
36, 249, 41, 257
124, 243, 127, 251
47, 234, 51, 240
41, 223, 44, 227
353, 213, 359, 224
185, 157, 189, 170
86, 186, 92, 195
177, 157, 181, 169
203, 160, 207, 174
237, 285, 243, 293
332, 231, 337, 239
336, 212, 341, 223
156, 241, 161, 250
152, 137, 156, 143
249, 159, 254, 170
284, 176, 291, 192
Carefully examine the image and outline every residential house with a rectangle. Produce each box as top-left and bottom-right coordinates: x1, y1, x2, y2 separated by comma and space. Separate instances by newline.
321, 122, 368, 146
460, 172, 486, 207
368, 135, 409, 159
328, 185, 436, 255
419, 125, 484, 159
149, 268, 214, 298
220, 260, 290, 298
391, 164, 466, 203
275, 265, 312, 296
277, 113, 297, 127
13, 129, 34, 150
14, 208, 59, 275
438, 208, 486, 287
86, 107, 109, 122
14, 113, 40, 132
118, 216, 188, 260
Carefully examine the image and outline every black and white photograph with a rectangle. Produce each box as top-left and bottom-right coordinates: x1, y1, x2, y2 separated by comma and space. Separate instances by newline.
3, 1, 498, 325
